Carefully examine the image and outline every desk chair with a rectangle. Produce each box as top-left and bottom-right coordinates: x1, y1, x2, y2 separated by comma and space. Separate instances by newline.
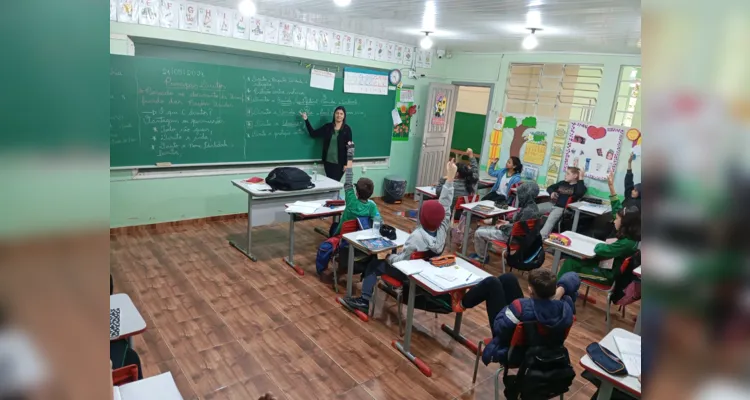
580, 254, 636, 332
450, 194, 479, 252
370, 251, 435, 336
331, 217, 371, 293
555, 196, 575, 233
482, 219, 542, 274
472, 321, 574, 400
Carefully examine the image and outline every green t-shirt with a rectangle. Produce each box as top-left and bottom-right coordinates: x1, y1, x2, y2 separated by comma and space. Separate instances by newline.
333, 187, 381, 235
326, 130, 339, 164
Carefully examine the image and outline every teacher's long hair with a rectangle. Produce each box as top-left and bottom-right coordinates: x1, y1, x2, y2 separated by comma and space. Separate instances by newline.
332, 106, 347, 127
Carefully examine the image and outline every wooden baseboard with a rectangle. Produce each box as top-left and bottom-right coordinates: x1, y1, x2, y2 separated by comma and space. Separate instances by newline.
110, 213, 246, 235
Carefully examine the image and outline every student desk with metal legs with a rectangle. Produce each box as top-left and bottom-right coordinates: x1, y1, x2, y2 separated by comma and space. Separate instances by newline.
457, 201, 517, 258
283, 200, 346, 275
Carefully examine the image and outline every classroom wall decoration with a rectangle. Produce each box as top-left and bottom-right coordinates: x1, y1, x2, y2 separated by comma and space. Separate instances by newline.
504, 116, 537, 158
111, 5, 427, 68
393, 87, 416, 141
343, 67, 389, 95
521, 130, 548, 165
544, 121, 569, 187
521, 165, 539, 182
487, 114, 504, 168
432, 91, 449, 125
563, 122, 625, 181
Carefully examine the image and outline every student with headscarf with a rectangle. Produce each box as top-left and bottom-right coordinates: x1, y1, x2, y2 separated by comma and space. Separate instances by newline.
301, 106, 352, 181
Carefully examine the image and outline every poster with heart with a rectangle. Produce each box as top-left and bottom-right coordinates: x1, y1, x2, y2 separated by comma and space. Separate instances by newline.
562, 122, 625, 180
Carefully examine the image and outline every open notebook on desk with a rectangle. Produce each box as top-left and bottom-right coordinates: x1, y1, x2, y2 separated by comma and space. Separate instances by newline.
113, 372, 183, 400
417, 264, 482, 291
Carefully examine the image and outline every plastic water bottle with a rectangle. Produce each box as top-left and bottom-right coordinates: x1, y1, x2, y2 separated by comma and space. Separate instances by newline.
311, 162, 317, 182
373, 215, 382, 235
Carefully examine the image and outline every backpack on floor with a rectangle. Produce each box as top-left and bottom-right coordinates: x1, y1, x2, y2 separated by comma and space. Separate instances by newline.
505, 220, 545, 272
316, 236, 341, 274
613, 251, 642, 306
503, 322, 575, 400
265, 167, 314, 192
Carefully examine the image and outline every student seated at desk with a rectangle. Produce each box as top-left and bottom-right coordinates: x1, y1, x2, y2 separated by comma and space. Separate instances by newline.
539, 167, 587, 238
330, 142, 380, 237
435, 148, 478, 220
557, 181, 641, 285
455, 269, 580, 366
586, 155, 641, 239
483, 156, 522, 202
469, 182, 542, 264
342, 160, 457, 312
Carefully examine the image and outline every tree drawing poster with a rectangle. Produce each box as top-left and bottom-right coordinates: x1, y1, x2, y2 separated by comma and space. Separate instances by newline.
562, 122, 625, 180
521, 129, 549, 165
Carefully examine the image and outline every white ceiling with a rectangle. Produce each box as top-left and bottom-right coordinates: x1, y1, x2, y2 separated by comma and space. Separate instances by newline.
196, 0, 641, 54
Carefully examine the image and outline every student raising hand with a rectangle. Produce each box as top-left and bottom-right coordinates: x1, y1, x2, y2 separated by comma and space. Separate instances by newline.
607, 170, 617, 196
446, 158, 458, 182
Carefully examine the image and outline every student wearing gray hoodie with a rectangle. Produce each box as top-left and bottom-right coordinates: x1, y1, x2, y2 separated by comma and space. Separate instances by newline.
470, 182, 542, 263
343, 160, 457, 312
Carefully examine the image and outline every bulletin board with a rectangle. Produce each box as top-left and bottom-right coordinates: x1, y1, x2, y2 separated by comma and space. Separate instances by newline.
562, 122, 625, 181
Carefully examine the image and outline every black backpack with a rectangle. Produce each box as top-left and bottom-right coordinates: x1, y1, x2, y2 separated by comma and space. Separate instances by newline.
504, 322, 575, 400
505, 219, 545, 272
265, 167, 314, 192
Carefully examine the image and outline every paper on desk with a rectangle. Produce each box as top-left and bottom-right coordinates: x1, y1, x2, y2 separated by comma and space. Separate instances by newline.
285, 201, 324, 214
614, 337, 642, 377
578, 203, 611, 214
392, 259, 431, 276
419, 266, 481, 290
117, 372, 183, 400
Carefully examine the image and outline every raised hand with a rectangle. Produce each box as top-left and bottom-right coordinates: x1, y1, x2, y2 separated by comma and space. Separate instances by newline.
607, 170, 616, 187
446, 158, 458, 180
300, 112, 308, 120
467, 148, 474, 158
346, 141, 355, 160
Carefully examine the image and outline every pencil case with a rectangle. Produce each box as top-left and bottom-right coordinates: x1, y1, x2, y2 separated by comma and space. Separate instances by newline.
245, 177, 265, 184
430, 255, 456, 267
548, 233, 571, 246
325, 199, 345, 207
586, 343, 627, 376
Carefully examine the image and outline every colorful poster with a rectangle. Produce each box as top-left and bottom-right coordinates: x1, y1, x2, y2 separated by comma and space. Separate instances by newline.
374, 40, 387, 62
305, 26, 319, 51
393, 88, 415, 141
159, 0, 178, 28
291, 24, 306, 48
247, 15, 264, 41
279, 21, 294, 46
393, 43, 405, 64
139, 0, 159, 26
263, 18, 279, 44
521, 165, 539, 182
118, 0, 139, 23
364, 38, 375, 60
343, 67, 389, 95
385, 42, 396, 63
431, 91, 448, 125
318, 30, 331, 53
416, 49, 433, 68
522, 130, 549, 165
562, 122, 625, 180
342, 33, 354, 56
197, 5, 215, 34
111, 0, 117, 20
488, 115, 504, 166
179, 2, 199, 31
232, 12, 248, 39
544, 121, 569, 187
403, 46, 414, 66
331, 31, 344, 54
216, 8, 232, 37
353, 36, 365, 58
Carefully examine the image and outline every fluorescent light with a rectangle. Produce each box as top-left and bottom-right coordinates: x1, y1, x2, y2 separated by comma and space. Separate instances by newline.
420, 35, 433, 49
526, 10, 541, 27
238, 0, 256, 16
522, 33, 538, 49
422, 1, 436, 32
334, 0, 351, 7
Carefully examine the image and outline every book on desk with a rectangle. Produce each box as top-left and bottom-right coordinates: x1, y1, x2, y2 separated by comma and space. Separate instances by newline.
358, 237, 396, 251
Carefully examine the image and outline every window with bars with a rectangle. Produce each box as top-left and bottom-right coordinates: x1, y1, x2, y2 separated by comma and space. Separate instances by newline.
503, 63, 603, 122
610, 66, 641, 128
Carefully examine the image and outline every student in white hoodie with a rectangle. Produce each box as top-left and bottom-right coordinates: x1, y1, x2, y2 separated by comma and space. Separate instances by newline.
343, 160, 457, 312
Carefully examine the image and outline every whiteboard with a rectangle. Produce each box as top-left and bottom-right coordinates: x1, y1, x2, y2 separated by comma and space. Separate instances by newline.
562, 122, 625, 181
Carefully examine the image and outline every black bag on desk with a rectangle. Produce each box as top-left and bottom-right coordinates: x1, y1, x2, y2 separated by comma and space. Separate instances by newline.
265, 167, 314, 192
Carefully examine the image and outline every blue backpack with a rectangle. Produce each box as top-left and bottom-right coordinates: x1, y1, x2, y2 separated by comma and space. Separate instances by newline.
316, 236, 341, 275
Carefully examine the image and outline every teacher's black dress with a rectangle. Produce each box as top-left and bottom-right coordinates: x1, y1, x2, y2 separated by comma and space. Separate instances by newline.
305, 120, 352, 181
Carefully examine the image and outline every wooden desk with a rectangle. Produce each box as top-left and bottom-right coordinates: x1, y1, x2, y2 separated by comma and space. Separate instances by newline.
457, 201, 517, 257
580, 328, 642, 399
283, 200, 345, 275
229, 176, 343, 261
110, 294, 146, 347
544, 231, 602, 275
392, 256, 492, 376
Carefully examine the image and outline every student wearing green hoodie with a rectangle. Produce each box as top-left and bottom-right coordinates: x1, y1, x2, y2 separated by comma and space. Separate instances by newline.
556, 171, 640, 284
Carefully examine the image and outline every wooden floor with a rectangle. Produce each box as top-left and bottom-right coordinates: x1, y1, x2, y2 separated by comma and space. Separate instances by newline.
110, 196, 640, 400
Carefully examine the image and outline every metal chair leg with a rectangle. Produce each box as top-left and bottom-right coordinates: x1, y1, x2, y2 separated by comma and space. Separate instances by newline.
501, 249, 507, 274
482, 240, 490, 268
472, 341, 484, 383
606, 292, 612, 332
494, 367, 504, 400
583, 286, 590, 307
369, 279, 377, 317
397, 291, 404, 337
332, 258, 339, 293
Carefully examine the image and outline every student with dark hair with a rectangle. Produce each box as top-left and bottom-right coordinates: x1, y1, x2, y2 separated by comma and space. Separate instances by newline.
330, 142, 380, 236
483, 156, 523, 202
435, 148, 479, 219
301, 106, 352, 181
557, 171, 641, 285
452, 269, 580, 366
586, 154, 641, 239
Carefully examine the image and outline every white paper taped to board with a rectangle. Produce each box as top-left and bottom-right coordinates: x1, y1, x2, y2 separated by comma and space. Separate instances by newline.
310, 68, 335, 91
391, 109, 402, 125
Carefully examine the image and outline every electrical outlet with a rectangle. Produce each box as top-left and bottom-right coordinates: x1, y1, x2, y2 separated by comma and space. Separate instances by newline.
361, 166, 367, 174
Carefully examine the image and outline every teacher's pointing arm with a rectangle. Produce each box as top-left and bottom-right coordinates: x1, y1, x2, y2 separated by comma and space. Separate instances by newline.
301, 112, 326, 138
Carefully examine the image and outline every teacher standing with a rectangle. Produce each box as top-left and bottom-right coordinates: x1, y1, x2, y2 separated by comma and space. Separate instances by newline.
301, 106, 352, 181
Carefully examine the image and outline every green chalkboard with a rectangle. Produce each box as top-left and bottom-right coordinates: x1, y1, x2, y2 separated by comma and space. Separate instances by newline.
110, 55, 396, 167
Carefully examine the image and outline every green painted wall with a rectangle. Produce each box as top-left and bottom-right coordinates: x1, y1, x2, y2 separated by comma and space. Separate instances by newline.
450, 112, 486, 153
110, 23, 640, 227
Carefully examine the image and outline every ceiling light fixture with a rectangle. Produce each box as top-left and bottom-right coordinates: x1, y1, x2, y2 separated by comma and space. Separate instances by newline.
238, 0, 256, 16
522, 28, 540, 50
420, 32, 433, 49
526, 10, 541, 27
334, 0, 351, 7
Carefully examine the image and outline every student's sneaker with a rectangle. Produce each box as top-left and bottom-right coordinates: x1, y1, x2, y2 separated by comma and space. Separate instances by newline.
450, 289, 467, 313
468, 253, 490, 264
343, 296, 369, 313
